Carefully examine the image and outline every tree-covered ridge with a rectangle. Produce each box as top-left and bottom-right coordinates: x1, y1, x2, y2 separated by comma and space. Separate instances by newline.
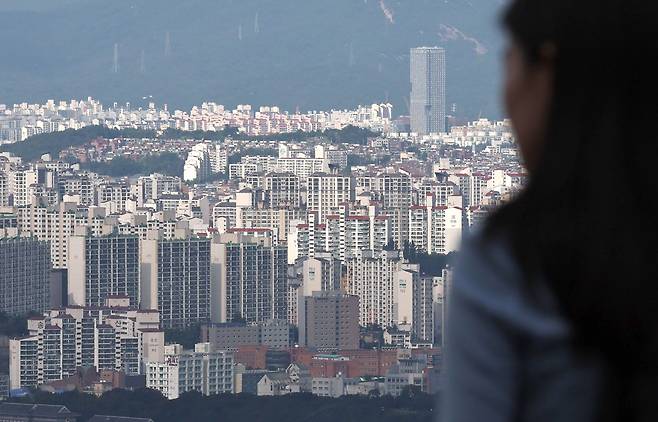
0, 126, 155, 162
81, 153, 185, 177
10, 388, 436, 422
0, 125, 379, 163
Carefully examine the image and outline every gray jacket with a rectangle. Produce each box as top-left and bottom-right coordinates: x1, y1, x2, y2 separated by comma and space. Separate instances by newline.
442, 233, 604, 422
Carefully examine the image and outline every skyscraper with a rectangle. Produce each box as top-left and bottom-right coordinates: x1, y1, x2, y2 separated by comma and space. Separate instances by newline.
410, 47, 446, 135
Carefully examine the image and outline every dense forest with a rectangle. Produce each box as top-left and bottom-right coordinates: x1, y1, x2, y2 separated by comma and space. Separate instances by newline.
9, 387, 437, 422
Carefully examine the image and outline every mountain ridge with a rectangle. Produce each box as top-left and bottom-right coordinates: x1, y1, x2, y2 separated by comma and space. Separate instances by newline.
0, 0, 506, 119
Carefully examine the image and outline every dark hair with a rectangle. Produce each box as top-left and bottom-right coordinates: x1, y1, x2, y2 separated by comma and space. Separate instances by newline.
489, 0, 658, 420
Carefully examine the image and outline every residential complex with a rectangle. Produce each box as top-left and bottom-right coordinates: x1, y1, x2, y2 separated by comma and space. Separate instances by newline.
1, 95, 524, 400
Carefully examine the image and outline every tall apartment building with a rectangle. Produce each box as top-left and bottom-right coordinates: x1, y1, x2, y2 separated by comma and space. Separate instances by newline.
269, 158, 330, 181
439, 268, 454, 349
7, 168, 38, 206
238, 207, 306, 242
410, 46, 446, 135
354, 173, 411, 248
183, 144, 212, 182
298, 291, 359, 350
57, 172, 96, 206
0, 171, 8, 206
136, 173, 182, 206
470, 172, 491, 207
306, 173, 352, 223
140, 232, 212, 329
16, 202, 110, 269
314, 145, 348, 170
373, 172, 413, 209
67, 232, 140, 307
448, 173, 472, 208
408, 198, 463, 254
0, 235, 51, 315
213, 234, 288, 324
9, 297, 163, 390
346, 251, 419, 328
212, 201, 238, 232
300, 254, 342, 296
97, 183, 130, 214
145, 343, 234, 400
292, 207, 389, 262
413, 276, 435, 343
415, 180, 459, 206
262, 172, 301, 208
210, 144, 228, 174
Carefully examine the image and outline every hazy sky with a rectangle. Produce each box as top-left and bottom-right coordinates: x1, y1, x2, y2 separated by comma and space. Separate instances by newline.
0, 0, 507, 118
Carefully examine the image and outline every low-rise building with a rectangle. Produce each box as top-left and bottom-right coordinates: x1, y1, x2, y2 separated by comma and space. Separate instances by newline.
145, 343, 234, 400
0, 403, 78, 422
201, 319, 290, 351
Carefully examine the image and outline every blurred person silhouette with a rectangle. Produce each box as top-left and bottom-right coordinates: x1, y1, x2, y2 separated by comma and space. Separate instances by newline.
443, 0, 658, 421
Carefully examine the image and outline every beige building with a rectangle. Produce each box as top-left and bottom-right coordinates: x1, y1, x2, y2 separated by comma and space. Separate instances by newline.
299, 291, 360, 351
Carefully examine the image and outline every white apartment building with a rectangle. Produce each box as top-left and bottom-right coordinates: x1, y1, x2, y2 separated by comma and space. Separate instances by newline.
408, 196, 462, 254
184, 144, 212, 182
0, 172, 9, 206
136, 173, 182, 206
239, 207, 306, 242
97, 183, 130, 214
212, 233, 288, 324
145, 343, 234, 400
306, 173, 352, 223
292, 205, 389, 262
230, 156, 330, 183
345, 250, 419, 328
9, 297, 163, 390
16, 203, 112, 269
8, 168, 38, 206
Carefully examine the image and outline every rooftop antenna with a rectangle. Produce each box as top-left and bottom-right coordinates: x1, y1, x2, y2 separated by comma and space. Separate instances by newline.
254, 12, 260, 34
238, 24, 243, 41
113, 43, 119, 73
165, 31, 171, 57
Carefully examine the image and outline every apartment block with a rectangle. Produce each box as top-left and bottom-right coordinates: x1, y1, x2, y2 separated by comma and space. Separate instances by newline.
9, 297, 162, 390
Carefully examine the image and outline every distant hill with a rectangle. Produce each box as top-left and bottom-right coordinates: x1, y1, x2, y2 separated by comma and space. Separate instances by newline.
0, 0, 506, 119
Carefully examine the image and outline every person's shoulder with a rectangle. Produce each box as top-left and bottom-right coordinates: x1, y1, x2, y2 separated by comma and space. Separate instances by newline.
454, 228, 520, 295
452, 228, 568, 336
